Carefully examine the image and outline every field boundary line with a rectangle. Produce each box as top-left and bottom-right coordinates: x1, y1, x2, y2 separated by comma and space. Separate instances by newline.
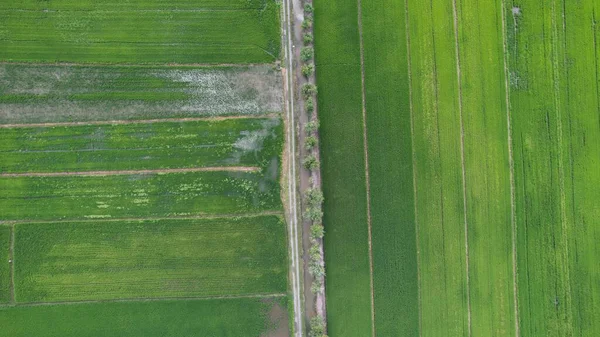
0, 167, 259, 178
0, 293, 287, 308
0, 211, 284, 226
0, 61, 273, 68
0, 114, 280, 129
499, 0, 520, 335
403, 0, 423, 335
450, 0, 472, 335
8, 223, 15, 304
355, 0, 377, 335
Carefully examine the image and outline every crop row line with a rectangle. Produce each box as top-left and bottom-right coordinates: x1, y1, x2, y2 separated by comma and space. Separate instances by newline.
0, 167, 259, 178
0, 60, 274, 68
0, 114, 280, 129
0, 292, 287, 308
0, 211, 284, 226
0, 9, 260, 13
8, 223, 15, 305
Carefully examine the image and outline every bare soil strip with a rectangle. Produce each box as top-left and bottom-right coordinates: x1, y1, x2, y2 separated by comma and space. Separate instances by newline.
355, 1, 377, 335
499, 1, 520, 335
403, 2, 423, 335
450, 1, 473, 335
0, 61, 271, 68
0, 114, 279, 129
8, 224, 15, 304
0, 167, 259, 178
0, 211, 284, 226
0, 293, 287, 308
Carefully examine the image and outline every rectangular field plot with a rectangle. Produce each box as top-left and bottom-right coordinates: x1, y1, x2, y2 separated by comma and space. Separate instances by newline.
0, 226, 10, 303
0, 170, 281, 221
0, 0, 274, 10
13, 216, 286, 302
0, 64, 283, 124
0, 118, 282, 173
0, 297, 288, 337
0, 1, 280, 64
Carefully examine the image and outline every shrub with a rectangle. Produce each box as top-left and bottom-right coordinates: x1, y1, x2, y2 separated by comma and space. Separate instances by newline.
305, 96, 315, 114
304, 188, 324, 207
304, 206, 323, 222
302, 83, 318, 98
309, 244, 321, 262
304, 3, 314, 14
310, 281, 322, 294
303, 154, 320, 170
310, 224, 325, 239
309, 316, 327, 337
302, 18, 313, 30
305, 119, 320, 134
308, 260, 325, 278
301, 46, 314, 62
302, 63, 315, 77
303, 33, 314, 45
305, 135, 318, 150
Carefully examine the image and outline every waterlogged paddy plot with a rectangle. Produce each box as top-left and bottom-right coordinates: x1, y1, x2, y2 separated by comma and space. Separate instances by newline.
0, 0, 281, 64
315, 0, 600, 335
0, 64, 283, 123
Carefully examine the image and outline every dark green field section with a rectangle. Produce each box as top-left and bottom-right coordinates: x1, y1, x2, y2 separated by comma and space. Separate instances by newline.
0, 1, 280, 64
0, 118, 281, 173
13, 216, 286, 302
0, 297, 288, 337
0, 170, 280, 221
0, 227, 9, 303
0, 64, 283, 123
313, 0, 373, 336
360, 0, 419, 336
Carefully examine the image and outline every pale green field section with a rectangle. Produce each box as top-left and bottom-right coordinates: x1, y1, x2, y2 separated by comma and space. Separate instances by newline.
0, 170, 281, 221
0, 64, 283, 123
0, 226, 10, 303
0, 118, 281, 173
0, 1, 280, 64
456, 0, 516, 335
13, 216, 287, 302
406, 0, 469, 335
0, 297, 288, 337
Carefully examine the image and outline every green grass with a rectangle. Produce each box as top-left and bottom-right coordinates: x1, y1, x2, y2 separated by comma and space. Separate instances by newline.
0, 226, 10, 303
0, 297, 287, 337
406, 0, 470, 335
314, 0, 373, 335
0, 118, 282, 173
0, 64, 283, 123
359, 0, 419, 336
456, 0, 516, 335
0, 170, 281, 221
14, 216, 287, 302
0, 1, 280, 64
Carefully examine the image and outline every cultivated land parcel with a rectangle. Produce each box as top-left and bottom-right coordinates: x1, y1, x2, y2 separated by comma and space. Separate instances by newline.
315, 0, 600, 336
0, 1, 289, 336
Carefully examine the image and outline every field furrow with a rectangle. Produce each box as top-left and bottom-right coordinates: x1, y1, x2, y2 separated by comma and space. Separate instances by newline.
406, 0, 469, 335
455, 0, 516, 335
0, 118, 281, 173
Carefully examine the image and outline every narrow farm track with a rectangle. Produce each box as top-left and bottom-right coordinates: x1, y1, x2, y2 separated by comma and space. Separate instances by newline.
0, 293, 287, 308
499, 0, 520, 335
281, 0, 303, 334
355, 0, 376, 335
0, 167, 259, 177
0, 114, 279, 129
0, 211, 284, 226
450, 0, 472, 335
403, 1, 423, 335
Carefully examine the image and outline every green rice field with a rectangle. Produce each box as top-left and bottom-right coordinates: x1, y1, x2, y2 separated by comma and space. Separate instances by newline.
0, 0, 288, 335
315, 0, 600, 335
0, 1, 280, 64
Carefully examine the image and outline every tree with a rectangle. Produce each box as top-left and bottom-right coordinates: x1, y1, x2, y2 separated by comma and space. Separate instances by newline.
303, 33, 314, 45
304, 206, 323, 222
302, 18, 313, 30
302, 63, 315, 77
302, 83, 318, 98
305, 119, 320, 134
305, 96, 315, 114
304, 187, 324, 207
310, 224, 325, 239
304, 3, 314, 14
301, 46, 314, 62
309, 315, 327, 337
305, 135, 318, 150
